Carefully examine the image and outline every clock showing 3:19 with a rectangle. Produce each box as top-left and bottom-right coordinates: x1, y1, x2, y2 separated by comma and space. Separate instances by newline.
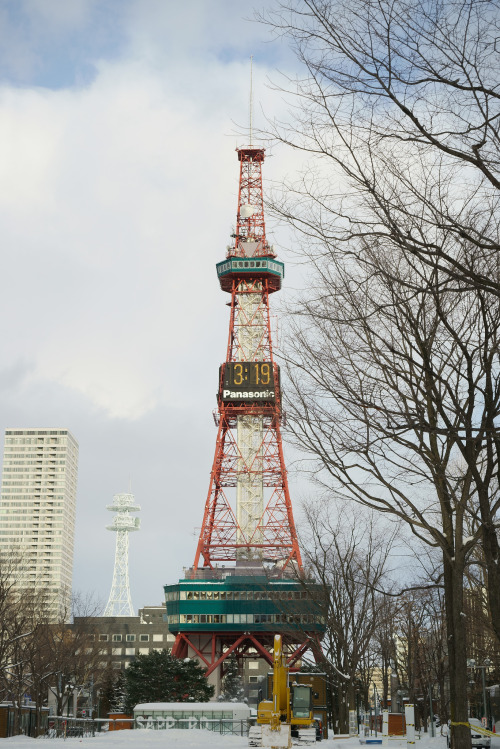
226, 362, 273, 387
221, 361, 277, 402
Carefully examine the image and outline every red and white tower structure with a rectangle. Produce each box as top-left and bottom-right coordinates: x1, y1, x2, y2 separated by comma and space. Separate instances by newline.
165, 143, 323, 692
193, 144, 302, 572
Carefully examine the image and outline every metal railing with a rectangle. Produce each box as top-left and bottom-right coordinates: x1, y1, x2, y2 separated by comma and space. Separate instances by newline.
43, 717, 107, 738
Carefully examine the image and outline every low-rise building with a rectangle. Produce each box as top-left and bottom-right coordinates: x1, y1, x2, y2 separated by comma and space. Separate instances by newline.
70, 603, 298, 706
74, 605, 175, 672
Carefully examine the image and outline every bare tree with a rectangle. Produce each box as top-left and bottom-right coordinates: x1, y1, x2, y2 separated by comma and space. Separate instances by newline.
389, 588, 449, 730
0, 547, 26, 692
278, 238, 498, 748
256, 4, 500, 748
262, 0, 500, 297
418, 589, 450, 727
0, 550, 38, 733
0, 582, 53, 735
0, 548, 104, 733
299, 501, 396, 732
371, 596, 398, 711
44, 593, 103, 717
462, 543, 500, 686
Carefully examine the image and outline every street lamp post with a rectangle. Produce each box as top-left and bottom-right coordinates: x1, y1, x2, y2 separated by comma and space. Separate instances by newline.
88, 675, 94, 719
65, 683, 73, 718
467, 658, 492, 725
429, 686, 435, 738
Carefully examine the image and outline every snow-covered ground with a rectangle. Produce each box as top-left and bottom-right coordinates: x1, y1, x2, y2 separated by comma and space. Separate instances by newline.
3, 732, 500, 749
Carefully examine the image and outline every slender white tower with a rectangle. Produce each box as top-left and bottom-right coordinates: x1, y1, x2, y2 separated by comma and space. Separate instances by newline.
103, 493, 140, 617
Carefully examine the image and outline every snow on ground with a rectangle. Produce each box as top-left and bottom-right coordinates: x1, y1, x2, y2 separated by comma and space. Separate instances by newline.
2, 733, 500, 749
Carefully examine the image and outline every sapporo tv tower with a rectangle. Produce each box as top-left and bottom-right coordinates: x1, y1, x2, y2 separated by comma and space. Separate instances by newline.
164, 134, 324, 693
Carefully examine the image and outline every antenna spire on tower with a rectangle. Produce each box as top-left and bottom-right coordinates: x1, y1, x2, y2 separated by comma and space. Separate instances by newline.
249, 55, 254, 146
103, 492, 140, 617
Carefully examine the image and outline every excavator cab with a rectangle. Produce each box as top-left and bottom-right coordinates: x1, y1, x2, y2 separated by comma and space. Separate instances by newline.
290, 684, 316, 744
291, 684, 313, 720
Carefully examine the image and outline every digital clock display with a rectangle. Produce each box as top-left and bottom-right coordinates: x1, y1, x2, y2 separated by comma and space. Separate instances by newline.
221, 362, 277, 402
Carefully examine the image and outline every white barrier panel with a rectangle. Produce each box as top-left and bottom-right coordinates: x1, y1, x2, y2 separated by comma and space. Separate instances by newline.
383, 710, 389, 744
405, 705, 415, 747
349, 710, 358, 736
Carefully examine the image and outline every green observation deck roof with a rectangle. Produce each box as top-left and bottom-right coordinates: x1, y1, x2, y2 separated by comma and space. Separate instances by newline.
164, 575, 325, 636
216, 257, 284, 293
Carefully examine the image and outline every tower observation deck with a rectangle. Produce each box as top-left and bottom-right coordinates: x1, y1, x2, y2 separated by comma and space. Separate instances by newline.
165, 145, 324, 691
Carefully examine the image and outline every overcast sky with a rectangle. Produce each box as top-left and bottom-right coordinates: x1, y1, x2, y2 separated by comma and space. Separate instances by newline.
0, 0, 316, 611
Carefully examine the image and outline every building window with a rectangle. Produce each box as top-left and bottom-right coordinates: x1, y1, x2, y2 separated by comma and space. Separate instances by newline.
139, 648, 149, 655
126, 634, 136, 642
112, 634, 122, 642
249, 676, 259, 683
99, 634, 109, 642
139, 634, 149, 642
153, 634, 163, 642
112, 662, 121, 670
125, 648, 135, 656
248, 662, 259, 670
112, 648, 122, 656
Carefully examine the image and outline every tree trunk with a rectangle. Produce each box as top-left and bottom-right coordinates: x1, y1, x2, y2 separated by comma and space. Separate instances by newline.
482, 523, 500, 645
444, 555, 470, 749
347, 681, 356, 713
338, 684, 349, 734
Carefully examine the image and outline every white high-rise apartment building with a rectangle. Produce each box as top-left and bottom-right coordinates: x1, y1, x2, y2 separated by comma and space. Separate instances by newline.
0, 428, 79, 618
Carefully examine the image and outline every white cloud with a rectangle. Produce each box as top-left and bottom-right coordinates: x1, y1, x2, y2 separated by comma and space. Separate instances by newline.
0, 36, 299, 420
0, 55, 274, 418
0, 1, 311, 605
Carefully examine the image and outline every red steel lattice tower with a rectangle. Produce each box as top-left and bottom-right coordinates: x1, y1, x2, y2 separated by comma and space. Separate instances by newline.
193, 144, 302, 573
167, 145, 324, 689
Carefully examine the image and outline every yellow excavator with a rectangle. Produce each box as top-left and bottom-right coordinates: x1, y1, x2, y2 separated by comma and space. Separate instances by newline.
249, 634, 317, 747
